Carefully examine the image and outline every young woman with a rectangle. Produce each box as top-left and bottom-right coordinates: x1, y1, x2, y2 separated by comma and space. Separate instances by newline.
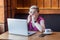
27, 5, 45, 33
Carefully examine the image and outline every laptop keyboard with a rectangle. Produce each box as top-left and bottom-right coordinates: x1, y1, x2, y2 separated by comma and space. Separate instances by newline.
28, 31, 36, 34
28, 33, 30, 34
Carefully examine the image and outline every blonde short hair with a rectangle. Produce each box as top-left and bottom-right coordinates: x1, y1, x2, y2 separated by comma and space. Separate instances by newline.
29, 5, 39, 12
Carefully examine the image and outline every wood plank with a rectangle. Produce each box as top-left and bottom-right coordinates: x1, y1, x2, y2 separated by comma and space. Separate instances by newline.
52, 0, 58, 9
44, 0, 51, 9
59, 0, 60, 8
0, 0, 4, 6
0, 0, 4, 23
37, 0, 43, 9
30, 0, 36, 6
17, 0, 23, 7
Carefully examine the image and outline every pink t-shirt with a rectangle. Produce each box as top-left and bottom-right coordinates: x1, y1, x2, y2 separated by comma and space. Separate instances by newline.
28, 16, 44, 31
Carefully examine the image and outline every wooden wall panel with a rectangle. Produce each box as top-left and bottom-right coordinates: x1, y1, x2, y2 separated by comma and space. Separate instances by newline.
16, 0, 60, 9
0, 0, 4, 6
30, 0, 36, 6
23, 0, 30, 7
17, 0, 23, 7
59, 0, 60, 8
40, 9, 60, 14
52, 0, 58, 9
0, 0, 4, 23
0, 7, 4, 23
44, 0, 51, 9
17, 0, 31, 8
37, 0, 43, 9
16, 9, 60, 14
16, 0, 60, 14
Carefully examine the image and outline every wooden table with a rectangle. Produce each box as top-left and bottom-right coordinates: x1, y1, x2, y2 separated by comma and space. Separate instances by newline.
0, 31, 60, 40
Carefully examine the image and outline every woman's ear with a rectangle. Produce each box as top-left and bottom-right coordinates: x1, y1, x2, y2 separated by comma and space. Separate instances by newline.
28, 12, 32, 15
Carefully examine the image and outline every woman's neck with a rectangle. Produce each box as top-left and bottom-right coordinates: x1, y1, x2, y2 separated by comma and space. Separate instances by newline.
34, 15, 39, 21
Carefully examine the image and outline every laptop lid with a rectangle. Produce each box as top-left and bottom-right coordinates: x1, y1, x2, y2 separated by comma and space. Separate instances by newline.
7, 18, 28, 35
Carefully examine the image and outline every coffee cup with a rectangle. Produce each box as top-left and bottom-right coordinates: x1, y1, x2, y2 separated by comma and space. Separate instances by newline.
43, 29, 52, 34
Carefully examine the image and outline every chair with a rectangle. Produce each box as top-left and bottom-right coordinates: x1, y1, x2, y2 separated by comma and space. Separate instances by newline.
0, 23, 4, 34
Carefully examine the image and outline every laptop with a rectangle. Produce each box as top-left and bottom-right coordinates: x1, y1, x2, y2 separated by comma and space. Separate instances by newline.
7, 18, 36, 36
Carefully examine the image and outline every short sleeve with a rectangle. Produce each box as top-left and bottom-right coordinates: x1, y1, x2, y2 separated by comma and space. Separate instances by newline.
37, 16, 44, 24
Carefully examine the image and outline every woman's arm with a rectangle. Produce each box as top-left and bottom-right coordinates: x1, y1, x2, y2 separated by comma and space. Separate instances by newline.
35, 22, 43, 32
33, 20, 45, 33
40, 20, 45, 32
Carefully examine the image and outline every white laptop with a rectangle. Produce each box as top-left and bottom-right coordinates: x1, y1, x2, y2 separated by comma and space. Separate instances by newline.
7, 18, 36, 36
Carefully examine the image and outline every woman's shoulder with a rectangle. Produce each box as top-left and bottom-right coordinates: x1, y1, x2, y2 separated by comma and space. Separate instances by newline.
38, 16, 44, 20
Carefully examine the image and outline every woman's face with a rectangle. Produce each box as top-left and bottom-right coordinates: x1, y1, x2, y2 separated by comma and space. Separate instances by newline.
32, 11, 39, 18
29, 9, 39, 16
